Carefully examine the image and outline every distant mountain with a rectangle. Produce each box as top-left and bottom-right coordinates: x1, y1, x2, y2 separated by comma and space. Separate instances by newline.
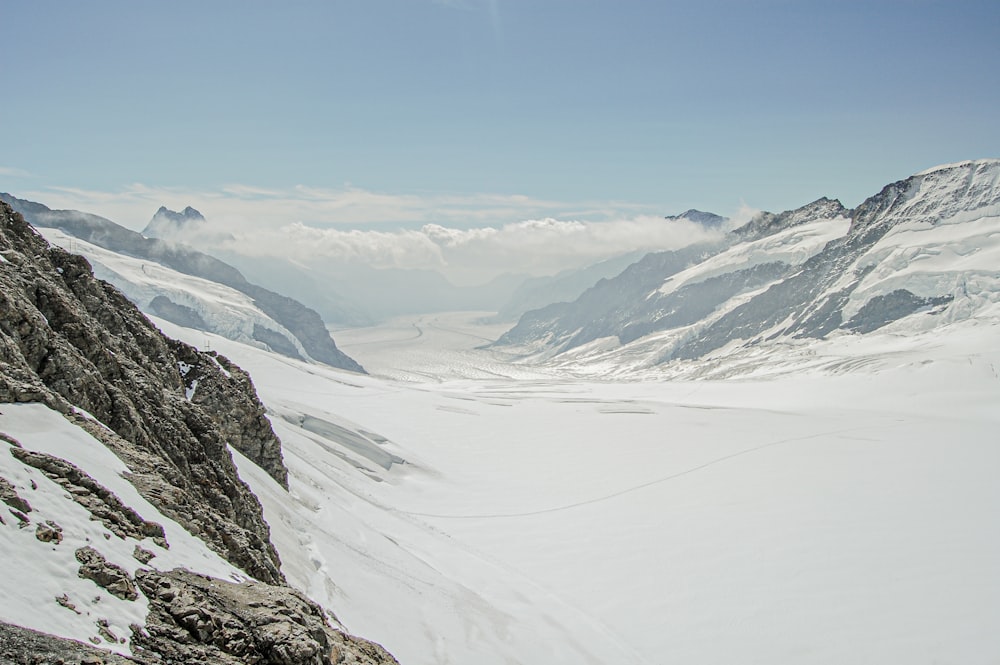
0, 193, 365, 373
495, 160, 1000, 371
142, 205, 207, 237
491, 250, 649, 322
665, 208, 727, 228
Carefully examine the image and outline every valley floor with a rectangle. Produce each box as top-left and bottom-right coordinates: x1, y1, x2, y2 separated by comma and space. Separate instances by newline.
171, 313, 1000, 664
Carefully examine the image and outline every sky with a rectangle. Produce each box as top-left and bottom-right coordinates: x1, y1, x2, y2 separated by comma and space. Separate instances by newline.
2, 0, 999, 280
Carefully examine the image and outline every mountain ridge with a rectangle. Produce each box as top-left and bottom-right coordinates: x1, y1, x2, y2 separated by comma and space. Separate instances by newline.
495, 160, 1000, 372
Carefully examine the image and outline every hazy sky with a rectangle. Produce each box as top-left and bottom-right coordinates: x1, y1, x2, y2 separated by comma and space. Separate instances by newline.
2, 0, 999, 234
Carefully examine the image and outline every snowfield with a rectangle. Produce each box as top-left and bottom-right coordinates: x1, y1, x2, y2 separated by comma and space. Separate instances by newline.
149, 311, 1000, 665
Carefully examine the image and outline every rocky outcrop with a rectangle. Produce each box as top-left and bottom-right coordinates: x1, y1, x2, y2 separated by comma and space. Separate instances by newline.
0, 473, 32, 514
0, 199, 285, 583
133, 569, 400, 665
0, 622, 134, 665
75, 546, 139, 601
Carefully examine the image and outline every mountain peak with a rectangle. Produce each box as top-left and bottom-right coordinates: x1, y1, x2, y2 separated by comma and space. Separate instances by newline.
665, 209, 726, 228
143, 205, 207, 239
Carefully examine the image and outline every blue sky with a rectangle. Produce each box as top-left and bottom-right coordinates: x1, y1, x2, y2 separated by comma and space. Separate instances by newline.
2, 0, 999, 231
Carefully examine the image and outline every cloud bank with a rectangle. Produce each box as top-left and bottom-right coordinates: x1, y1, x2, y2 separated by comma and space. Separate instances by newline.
224, 215, 724, 284
18, 183, 732, 285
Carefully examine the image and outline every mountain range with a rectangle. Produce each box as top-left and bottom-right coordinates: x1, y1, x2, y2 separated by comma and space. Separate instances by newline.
495, 160, 1000, 377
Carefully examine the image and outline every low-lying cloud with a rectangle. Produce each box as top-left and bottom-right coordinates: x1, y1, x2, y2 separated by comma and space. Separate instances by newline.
223, 214, 725, 284
19, 182, 736, 285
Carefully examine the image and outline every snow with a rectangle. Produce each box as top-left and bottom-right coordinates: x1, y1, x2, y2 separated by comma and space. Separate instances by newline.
843, 212, 1000, 321
150, 311, 1000, 665
0, 403, 246, 654
657, 216, 850, 297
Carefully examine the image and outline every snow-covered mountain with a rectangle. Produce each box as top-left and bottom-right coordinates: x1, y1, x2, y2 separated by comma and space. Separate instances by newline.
0, 194, 365, 373
495, 160, 1000, 376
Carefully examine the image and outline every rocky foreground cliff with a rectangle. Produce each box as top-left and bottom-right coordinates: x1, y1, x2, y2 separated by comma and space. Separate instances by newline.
0, 200, 398, 663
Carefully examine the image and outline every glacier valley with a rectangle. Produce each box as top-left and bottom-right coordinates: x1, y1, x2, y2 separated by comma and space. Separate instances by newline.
166, 309, 1000, 664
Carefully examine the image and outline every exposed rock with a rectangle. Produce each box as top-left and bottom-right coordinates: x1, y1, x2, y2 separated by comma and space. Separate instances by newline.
75, 546, 138, 602
36, 519, 64, 543
253, 324, 305, 360
0, 431, 23, 447
0, 621, 133, 664
96, 619, 121, 645
148, 295, 208, 330
10, 508, 30, 527
133, 569, 399, 665
55, 593, 82, 614
133, 545, 156, 564
846, 289, 953, 334
0, 473, 32, 513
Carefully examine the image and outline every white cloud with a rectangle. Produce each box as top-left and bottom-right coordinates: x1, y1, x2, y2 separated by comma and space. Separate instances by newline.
16, 182, 726, 284
225, 214, 723, 284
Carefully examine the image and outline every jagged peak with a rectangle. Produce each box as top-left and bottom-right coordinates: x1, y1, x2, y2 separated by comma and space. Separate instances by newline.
150, 205, 206, 223
733, 196, 847, 240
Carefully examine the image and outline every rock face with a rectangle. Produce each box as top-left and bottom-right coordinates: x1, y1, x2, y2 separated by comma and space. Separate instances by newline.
0, 193, 365, 373
134, 569, 399, 665
0, 199, 285, 582
75, 545, 139, 601
0, 622, 135, 665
